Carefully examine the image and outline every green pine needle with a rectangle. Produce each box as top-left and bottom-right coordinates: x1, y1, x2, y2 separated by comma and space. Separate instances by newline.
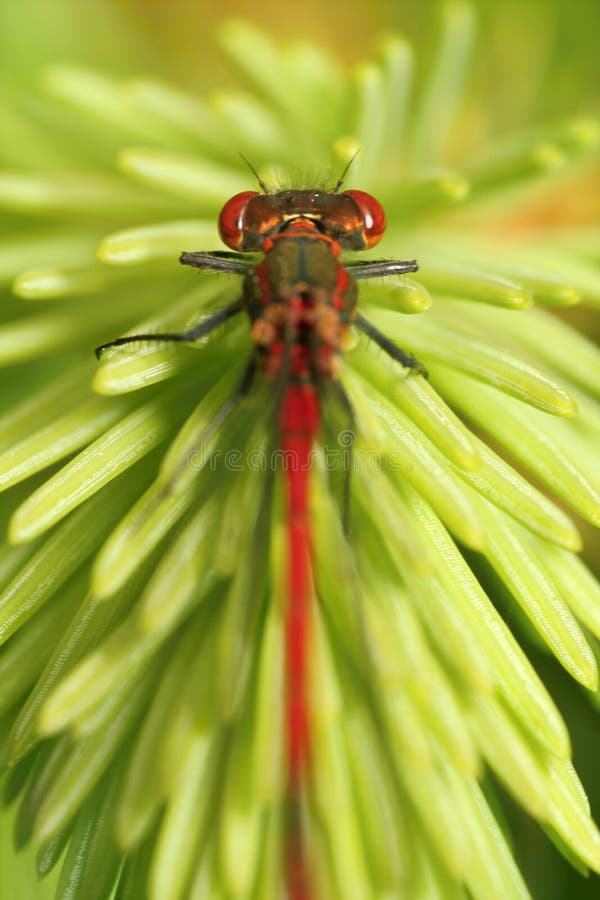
0, 3, 599, 899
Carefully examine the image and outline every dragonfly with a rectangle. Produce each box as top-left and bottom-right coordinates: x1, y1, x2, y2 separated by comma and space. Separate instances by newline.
96, 166, 425, 899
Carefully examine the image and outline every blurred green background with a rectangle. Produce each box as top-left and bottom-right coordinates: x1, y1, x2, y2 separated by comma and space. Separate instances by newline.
1, 1, 598, 898
2, 0, 600, 123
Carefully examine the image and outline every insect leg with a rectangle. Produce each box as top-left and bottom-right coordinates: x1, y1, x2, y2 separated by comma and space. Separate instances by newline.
346, 259, 419, 279
354, 312, 428, 376
180, 250, 254, 275
328, 379, 357, 536
95, 298, 244, 359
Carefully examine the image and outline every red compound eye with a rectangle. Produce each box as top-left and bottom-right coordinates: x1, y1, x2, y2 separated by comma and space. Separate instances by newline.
343, 190, 386, 248
218, 191, 259, 249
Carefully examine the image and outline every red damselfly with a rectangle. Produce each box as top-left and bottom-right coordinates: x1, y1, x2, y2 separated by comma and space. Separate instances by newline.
96, 166, 425, 899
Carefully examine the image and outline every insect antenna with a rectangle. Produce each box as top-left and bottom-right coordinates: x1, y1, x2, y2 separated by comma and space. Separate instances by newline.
332, 147, 361, 193
239, 153, 269, 193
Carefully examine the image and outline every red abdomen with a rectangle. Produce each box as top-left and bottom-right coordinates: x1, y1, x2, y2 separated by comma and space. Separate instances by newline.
281, 382, 320, 900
